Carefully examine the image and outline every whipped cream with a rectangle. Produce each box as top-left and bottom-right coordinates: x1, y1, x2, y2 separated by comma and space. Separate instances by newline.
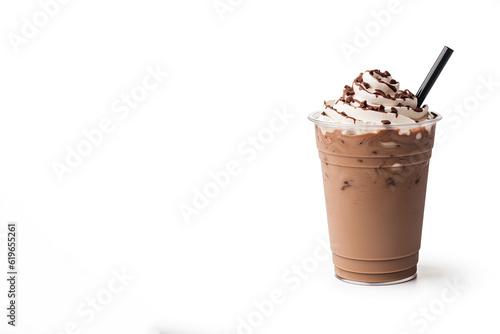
317, 70, 437, 126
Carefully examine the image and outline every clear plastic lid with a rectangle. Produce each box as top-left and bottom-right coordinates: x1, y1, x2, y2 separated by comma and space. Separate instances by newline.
308, 111, 442, 130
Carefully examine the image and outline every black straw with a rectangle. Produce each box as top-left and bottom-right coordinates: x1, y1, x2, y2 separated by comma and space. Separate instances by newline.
416, 46, 454, 107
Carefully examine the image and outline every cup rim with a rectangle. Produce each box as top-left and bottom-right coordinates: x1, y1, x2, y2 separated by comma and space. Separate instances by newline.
308, 111, 442, 130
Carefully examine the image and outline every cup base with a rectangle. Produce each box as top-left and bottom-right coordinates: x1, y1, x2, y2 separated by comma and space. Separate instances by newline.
335, 272, 417, 286
335, 265, 417, 286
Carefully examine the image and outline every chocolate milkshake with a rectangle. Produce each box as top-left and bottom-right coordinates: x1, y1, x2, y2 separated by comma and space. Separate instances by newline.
309, 70, 441, 285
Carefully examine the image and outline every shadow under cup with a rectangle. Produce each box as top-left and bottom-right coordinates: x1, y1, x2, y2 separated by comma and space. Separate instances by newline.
309, 112, 442, 285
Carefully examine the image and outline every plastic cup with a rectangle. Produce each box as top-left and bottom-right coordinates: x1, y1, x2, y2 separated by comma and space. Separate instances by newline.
308, 112, 442, 285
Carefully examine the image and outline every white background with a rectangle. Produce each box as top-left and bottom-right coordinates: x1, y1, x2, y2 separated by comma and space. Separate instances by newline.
0, 0, 499, 333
